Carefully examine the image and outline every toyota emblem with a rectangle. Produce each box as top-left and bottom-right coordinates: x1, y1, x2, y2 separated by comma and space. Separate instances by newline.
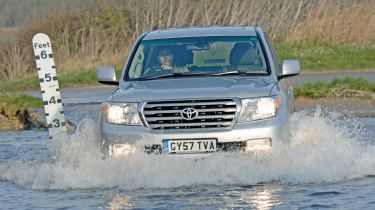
180, 108, 199, 120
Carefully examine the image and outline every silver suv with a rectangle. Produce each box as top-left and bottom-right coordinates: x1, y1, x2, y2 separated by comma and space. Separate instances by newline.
97, 27, 300, 158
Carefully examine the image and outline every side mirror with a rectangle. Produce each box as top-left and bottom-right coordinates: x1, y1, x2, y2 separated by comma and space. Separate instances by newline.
280, 59, 300, 78
96, 66, 119, 85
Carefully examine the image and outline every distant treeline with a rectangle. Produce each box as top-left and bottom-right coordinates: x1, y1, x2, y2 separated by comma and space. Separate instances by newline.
0, 0, 374, 81
0, 0, 93, 27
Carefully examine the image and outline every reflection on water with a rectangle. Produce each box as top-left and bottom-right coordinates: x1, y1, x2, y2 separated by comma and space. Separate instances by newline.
105, 186, 284, 209
107, 194, 132, 210
241, 187, 282, 210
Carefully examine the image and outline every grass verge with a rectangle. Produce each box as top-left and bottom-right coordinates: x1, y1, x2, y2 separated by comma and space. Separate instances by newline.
0, 93, 42, 116
275, 41, 375, 70
0, 68, 122, 92
294, 77, 375, 99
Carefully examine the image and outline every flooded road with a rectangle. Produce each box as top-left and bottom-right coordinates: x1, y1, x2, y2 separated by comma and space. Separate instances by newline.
0, 105, 374, 209
3, 71, 375, 209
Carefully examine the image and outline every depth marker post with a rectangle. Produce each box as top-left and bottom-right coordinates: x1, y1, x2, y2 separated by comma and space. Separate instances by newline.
32, 33, 67, 139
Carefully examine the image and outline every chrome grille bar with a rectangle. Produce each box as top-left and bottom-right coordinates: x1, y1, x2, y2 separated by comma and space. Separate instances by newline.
143, 107, 237, 115
142, 99, 238, 130
148, 121, 233, 129
146, 114, 236, 122
144, 101, 236, 108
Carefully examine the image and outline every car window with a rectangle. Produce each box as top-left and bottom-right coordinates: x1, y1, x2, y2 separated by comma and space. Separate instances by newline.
126, 36, 269, 80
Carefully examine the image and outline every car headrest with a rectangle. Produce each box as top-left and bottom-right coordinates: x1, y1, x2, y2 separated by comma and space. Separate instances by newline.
174, 47, 193, 66
229, 43, 257, 65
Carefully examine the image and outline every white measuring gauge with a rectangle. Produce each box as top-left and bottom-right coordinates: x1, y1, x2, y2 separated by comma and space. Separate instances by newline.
32, 33, 67, 139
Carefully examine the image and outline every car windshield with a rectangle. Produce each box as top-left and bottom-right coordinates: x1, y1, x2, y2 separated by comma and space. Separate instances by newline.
126, 36, 268, 80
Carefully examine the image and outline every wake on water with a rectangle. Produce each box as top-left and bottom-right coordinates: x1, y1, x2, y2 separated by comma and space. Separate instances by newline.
0, 108, 374, 190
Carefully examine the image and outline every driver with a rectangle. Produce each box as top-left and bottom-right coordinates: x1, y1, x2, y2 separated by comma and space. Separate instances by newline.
158, 49, 175, 70
146, 48, 189, 73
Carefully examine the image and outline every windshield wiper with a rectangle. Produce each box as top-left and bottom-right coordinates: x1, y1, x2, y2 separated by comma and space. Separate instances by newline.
139, 72, 211, 81
211, 70, 267, 76
138, 70, 267, 81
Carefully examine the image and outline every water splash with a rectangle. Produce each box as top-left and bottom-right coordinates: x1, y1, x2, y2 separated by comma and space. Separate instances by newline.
0, 109, 374, 190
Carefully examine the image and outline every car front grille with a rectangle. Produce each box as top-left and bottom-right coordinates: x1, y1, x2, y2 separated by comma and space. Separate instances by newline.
142, 99, 238, 130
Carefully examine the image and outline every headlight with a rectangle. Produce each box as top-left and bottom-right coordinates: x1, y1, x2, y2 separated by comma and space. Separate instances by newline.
101, 102, 141, 125
239, 96, 282, 122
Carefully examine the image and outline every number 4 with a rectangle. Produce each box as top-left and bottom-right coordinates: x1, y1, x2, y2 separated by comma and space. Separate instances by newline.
49, 96, 56, 104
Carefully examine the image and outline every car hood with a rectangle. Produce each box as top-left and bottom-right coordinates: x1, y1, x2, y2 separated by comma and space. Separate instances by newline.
112, 76, 277, 102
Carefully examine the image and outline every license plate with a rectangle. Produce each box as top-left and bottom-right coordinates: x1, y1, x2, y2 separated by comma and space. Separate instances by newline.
163, 139, 217, 154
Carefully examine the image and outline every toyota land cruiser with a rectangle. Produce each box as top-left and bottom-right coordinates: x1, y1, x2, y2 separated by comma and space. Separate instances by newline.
97, 27, 300, 158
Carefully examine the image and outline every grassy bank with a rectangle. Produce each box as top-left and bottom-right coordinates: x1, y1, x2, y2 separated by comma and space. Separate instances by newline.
0, 70, 95, 92
0, 92, 43, 131
275, 41, 375, 70
0, 68, 122, 92
294, 77, 375, 99
0, 92, 42, 116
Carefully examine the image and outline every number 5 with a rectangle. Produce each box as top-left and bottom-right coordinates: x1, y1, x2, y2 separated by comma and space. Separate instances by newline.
45, 73, 51, 82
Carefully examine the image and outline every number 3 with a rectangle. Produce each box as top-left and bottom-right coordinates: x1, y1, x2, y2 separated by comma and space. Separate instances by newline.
53, 119, 60, 127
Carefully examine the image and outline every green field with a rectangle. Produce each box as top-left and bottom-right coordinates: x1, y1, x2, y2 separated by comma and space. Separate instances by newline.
275, 41, 375, 70
0, 69, 122, 92
294, 77, 375, 99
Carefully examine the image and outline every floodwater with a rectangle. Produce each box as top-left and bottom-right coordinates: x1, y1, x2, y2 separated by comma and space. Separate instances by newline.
0, 104, 374, 209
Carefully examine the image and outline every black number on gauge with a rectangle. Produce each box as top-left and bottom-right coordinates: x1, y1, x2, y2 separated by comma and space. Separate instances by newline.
53, 119, 60, 127
41, 51, 47, 59
45, 73, 52, 82
49, 96, 56, 104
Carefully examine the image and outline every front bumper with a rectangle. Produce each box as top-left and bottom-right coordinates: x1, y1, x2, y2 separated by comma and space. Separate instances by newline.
100, 110, 289, 157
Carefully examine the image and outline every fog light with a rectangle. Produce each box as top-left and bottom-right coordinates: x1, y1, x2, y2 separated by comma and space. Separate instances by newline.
109, 144, 136, 158
245, 139, 271, 152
